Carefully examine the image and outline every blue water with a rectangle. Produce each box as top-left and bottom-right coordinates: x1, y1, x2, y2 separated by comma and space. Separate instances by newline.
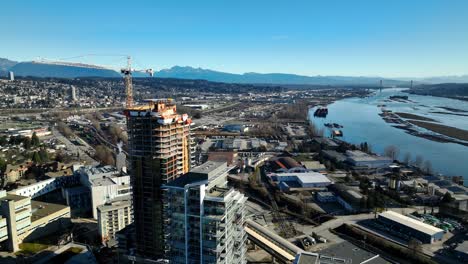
308, 88, 468, 181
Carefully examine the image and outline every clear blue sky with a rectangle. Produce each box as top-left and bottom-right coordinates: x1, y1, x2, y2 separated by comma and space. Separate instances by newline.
2, 0, 467, 77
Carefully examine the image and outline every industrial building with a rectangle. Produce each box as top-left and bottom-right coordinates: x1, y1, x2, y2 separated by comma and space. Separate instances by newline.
97, 198, 133, 245
378, 211, 444, 244
345, 150, 393, 169
329, 184, 365, 213
268, 172, 332, 192
269, 156, 304, 172
316, 192, 337, 203
164, 161, 247, 264
125, 99, 194, 260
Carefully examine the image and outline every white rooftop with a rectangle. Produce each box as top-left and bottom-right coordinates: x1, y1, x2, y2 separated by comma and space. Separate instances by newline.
275, 172, 332, 184
379, 210, 443, 236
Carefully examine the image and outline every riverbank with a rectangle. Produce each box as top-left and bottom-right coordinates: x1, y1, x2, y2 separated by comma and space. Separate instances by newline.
407, 120, 468, 142
378, 109, 468, 146
395, 112, 437, 122
308, 88, 468, 180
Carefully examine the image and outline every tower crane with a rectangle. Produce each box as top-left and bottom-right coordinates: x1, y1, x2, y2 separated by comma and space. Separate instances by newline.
120, 56, 154, 108
37, 55, 154, 108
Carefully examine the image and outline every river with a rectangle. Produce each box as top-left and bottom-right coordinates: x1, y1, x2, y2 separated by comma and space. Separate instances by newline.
308, 88, 468, 182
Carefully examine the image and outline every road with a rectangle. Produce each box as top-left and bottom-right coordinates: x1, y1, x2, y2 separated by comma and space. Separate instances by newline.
52, 127, 98, 165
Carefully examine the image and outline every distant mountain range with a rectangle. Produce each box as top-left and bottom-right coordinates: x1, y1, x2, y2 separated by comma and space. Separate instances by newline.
0, 57, 467, 86
156, 66, 408, 86
0, 58, 18, 73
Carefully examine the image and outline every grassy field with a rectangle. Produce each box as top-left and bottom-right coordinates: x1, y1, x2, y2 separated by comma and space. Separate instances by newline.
16, 243, 49, 255
409, 120, 468, 141
395, 112, 437, 122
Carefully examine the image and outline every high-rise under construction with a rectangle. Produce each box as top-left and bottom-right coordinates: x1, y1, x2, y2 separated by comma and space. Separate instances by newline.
124, 99, 193, 260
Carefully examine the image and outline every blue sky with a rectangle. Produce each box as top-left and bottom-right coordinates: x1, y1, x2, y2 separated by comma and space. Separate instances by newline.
2, 0, 468, 77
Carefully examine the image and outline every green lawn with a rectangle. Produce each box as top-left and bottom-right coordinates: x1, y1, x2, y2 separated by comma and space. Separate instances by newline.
16, 242, 49, 255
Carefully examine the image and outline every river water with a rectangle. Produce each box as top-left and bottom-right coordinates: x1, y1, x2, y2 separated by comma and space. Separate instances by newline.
308, 88, 468, 181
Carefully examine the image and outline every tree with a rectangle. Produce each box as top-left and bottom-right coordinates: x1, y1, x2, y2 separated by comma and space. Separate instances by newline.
39, 149, 49, 163
31, 132, 40, 147
423, 160, 433, 174
360, 142, 369, 152
384, 145, 399, 160
32, 152, 41, 163
0, 158, 6, 174
193, 112, 202, 119
403, 152, 411, 165
442, 192, 454, 203
408, 238, 422, 254
94, 145, 115, 166
367, 194, 375, 209
22, 137, 31, 150
57, 122, 74, 138
92, 119, 101, 131
0, 136, 8, 146
414, 155, 424, 168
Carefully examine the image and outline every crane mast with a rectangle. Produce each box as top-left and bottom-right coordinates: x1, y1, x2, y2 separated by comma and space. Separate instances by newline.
121, 56, 134, 108
121, 56, 153, 108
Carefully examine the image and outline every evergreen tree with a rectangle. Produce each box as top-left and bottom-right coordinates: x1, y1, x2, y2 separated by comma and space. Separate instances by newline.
32, 152, 42, 163
442, 192, 453, 203
0, 158, 6, 174
31, 132, 40, 147
39, 149, 49, 162
23, 137, 32, 149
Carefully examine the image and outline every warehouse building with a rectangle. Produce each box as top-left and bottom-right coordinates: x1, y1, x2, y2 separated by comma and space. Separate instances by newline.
378, 211, 444, 244
346, 150, 393, 169
268, 172, 332, 192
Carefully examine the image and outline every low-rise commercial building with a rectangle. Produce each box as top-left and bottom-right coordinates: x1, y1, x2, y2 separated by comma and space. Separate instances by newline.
378, 211, 444, 244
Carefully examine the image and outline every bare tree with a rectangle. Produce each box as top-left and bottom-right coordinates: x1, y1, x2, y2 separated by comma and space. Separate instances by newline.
403, 152, 411, 165
384, 145, 400, 160
94, 145, 115, 166
423, 160, 433, 174
408, 238, 422, 254
57, 122, 74, 138
414, 155, 424, 168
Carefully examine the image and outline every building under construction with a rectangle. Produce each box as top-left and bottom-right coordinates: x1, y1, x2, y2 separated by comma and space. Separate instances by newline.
124, 99, 194, 260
